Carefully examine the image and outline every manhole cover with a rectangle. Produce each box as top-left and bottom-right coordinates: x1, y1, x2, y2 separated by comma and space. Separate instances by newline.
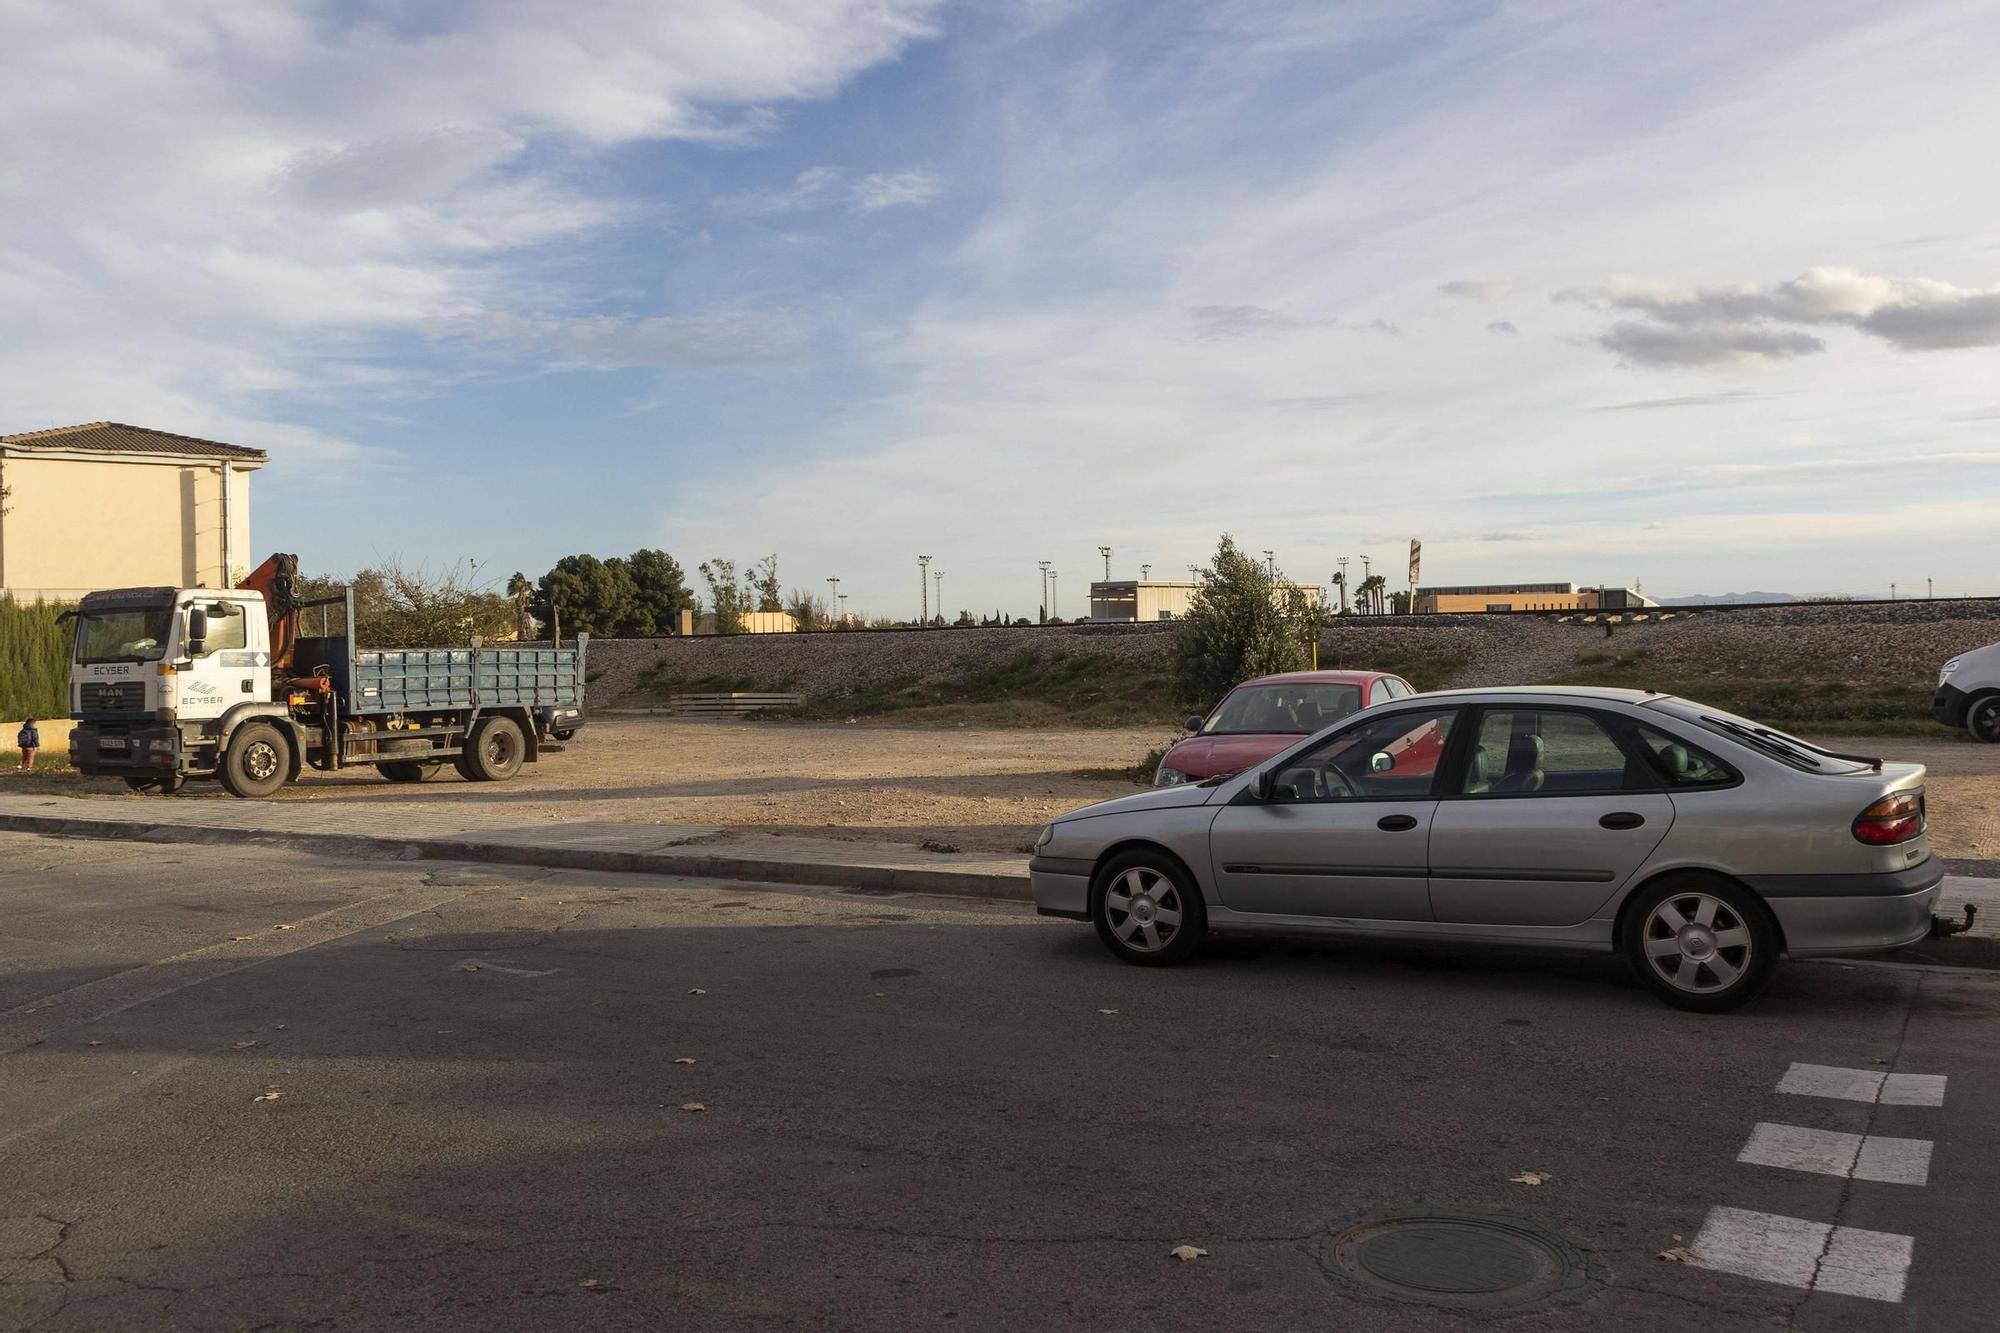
1310, 1210, 1590, 1311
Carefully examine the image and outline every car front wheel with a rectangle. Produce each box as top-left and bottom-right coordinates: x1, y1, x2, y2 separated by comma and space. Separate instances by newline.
1967, 694, 2000, 744
1092, 850, 1206, 966
1623, 874, 1777, 1012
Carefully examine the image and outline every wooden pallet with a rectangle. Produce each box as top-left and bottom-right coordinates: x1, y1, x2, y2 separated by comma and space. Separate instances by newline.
667, 692, 806, 718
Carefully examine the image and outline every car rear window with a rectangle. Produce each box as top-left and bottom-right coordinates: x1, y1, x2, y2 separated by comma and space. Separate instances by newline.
1629, 723, 1737, 788
1644, 699, 1872, 774
1204, 683, 1362, 735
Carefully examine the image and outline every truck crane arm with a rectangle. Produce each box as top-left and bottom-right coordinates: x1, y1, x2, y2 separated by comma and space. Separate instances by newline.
236, 552, 303, 669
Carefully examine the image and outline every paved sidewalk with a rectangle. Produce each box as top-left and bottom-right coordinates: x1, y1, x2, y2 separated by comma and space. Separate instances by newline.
0, 792, 1031, 900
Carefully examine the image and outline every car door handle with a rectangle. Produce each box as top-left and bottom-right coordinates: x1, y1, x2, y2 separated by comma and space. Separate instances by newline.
1599, 812, 1646, 830
1377, 815, 1420, 832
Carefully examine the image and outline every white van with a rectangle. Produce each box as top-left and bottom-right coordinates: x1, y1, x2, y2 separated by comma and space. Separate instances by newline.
1936, 641, 2000, 742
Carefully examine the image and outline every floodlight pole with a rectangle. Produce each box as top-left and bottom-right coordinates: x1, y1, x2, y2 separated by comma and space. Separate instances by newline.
918, 555, 932, 627
1140, 563, 1151, 579
1038, 560, 1051, 624
934, 570, 944, 622
1098, 546, 1112, 581
826, 577, 839, 627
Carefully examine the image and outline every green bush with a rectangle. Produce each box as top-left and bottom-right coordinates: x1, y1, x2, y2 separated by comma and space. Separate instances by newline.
0, 595, 73, 721
1171, 535, 1317, 706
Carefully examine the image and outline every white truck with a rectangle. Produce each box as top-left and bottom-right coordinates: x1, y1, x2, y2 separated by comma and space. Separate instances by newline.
66, 555, 587, 796
1935, 640, 2000, 742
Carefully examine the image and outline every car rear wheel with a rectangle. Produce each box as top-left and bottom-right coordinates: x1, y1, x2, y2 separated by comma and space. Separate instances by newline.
1623, 875, 1777, 1012
463, 716, 525, 782
1967, 695, 2000, 744
1092, 850, 1206, 966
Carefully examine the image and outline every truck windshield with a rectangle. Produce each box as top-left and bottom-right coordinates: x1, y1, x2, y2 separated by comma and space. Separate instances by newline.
76, 608, 174, 663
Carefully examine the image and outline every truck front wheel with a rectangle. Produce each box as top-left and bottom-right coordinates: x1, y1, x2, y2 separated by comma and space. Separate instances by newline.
221, 723, 291, 799
463, 716, 525, 782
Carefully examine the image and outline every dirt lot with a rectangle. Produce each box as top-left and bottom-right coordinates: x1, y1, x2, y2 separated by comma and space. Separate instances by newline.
9, 715, 1176, 854
12, 713, 2000, 862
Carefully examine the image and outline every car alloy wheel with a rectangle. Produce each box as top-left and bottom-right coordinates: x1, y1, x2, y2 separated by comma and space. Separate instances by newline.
1641, 891, 1754, 995
1103, 866, 1186, 954
1969, 697, 2000, 744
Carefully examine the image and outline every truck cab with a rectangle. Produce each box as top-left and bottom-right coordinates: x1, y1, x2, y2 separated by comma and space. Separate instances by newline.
69, 586, 274, 790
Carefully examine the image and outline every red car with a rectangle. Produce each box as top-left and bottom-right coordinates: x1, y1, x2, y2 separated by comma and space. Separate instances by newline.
1153, 669, 1429, 787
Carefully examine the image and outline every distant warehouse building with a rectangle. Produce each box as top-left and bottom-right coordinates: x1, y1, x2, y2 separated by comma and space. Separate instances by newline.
1090, 579, 1323, 623
1415, 582, 1657, 614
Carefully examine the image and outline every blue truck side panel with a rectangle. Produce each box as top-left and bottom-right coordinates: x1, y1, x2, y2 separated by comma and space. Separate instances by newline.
292, 636, 587, 718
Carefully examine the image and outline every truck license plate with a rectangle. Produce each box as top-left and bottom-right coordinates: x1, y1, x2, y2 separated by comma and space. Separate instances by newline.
99, 737, 128, 750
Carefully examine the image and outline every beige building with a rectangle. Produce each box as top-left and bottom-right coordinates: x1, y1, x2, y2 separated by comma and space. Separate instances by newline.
0, 422, 266, 602
1089, 579, 1324, 623
1414, 582, 1658, 613
694, 609, 798, 635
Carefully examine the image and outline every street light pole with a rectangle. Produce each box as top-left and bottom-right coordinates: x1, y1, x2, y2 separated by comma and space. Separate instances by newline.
918, 555, 932, 627
1038, 560, 1051, 624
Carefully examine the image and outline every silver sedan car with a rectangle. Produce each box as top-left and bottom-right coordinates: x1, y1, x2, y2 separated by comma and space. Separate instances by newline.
1030, 687, 1943, 1011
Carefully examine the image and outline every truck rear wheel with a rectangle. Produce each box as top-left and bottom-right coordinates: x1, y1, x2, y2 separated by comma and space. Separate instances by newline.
220, 723, 291, 799
463, 716, 525, 782
380, 760, 440, 783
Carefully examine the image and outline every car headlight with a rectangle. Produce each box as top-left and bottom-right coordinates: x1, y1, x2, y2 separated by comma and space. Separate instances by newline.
1154, 765, 1189, 787
1035, 823, 1055, 849
1940, 658, 1961, 677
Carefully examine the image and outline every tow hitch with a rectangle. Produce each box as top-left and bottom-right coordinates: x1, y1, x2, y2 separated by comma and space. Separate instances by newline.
1930, 904, 1979, 939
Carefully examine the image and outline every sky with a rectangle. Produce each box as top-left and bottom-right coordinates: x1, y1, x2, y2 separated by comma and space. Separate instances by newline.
4, 0, 1998, 618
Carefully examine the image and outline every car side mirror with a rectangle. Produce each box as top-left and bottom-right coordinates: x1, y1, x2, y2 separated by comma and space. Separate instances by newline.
186, 607, 208, 656
1370, 751, 1395, 773
1252, 769, 1275, 802
1183, 714, 1205, 733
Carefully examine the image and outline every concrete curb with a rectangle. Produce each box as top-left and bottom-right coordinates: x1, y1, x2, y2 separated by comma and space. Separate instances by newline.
0, 813, 1032, 903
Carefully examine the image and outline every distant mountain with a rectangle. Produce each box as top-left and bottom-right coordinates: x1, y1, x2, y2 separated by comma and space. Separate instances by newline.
1658, 592, 1802, 606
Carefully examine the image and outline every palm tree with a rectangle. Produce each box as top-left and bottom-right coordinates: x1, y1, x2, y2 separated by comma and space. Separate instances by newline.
506, 572, 534, 641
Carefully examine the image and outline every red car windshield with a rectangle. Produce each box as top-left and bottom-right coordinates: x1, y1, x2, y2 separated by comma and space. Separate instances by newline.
1203, 683, 1363, 735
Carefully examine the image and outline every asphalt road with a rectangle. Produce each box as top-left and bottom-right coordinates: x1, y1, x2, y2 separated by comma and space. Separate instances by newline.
2, 833, 1995, 1331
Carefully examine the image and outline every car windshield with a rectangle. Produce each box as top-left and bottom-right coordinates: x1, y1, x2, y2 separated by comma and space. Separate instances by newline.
75, 607, 174, 663
1203, 683, 1362, 735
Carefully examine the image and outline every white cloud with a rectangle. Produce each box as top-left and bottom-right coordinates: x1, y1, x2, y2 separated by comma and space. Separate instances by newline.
1574, 266, 2000, 364
719, 165, 945, 216
1440, 278, 1513, 301
0, 0, 941, 469
853, 169, 947, 211
659, 1, 2000, 609
1597, 320, 1825, 369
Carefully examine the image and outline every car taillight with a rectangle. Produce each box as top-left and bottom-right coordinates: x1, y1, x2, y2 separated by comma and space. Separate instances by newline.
1853, 791, 1925, 845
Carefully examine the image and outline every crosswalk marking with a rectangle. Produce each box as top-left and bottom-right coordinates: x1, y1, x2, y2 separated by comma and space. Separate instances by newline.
1776, 1063, 1947, 1106
1691, 1206, 1914, 1302
1879, 1073, 1947, 1106
1737, 1123, 1932, 1185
